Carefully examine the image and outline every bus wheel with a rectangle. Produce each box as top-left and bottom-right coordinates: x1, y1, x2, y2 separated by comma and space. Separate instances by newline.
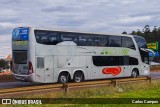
73, 72, 84, 82
58, 72, 69, 83
131, 69, 138, 78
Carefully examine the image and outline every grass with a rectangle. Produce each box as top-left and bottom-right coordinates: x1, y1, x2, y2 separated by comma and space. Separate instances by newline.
2, 80, 160, 107
23, 80, 160, 98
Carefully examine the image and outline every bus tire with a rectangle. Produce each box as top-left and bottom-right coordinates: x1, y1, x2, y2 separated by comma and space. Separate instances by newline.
131, 69, 138, 78
73, 71, 84, 82
58, 72, 69, 83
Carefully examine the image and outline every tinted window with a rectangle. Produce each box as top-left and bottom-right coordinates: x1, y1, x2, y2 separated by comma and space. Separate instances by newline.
60, 33, 78, 44
35, 31, 48, 44
35, 30, 137, 48
92, 56, 138, 66
35, 30, 59, 45
48, 32, 59, 45
134, 36, 147, 48
13, 51, 27, 64
95, 35, 109, 46
109, 36, 121, 47
129, 57, 139, 65
123, 56, 129, 65
92, 56, 123, 66
123, 56, 139, 65
122, 37, 135, 49
78, 34, 95, 46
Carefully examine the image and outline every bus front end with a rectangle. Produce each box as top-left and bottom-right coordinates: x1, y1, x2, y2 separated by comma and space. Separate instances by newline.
134, 35, 152, 76
12, 27, 32, 82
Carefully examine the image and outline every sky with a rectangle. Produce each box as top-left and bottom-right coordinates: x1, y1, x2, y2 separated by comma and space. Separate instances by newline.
0, 0, 160, 57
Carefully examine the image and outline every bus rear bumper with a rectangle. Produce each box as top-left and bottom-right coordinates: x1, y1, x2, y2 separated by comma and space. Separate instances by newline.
13, 73, 32, 82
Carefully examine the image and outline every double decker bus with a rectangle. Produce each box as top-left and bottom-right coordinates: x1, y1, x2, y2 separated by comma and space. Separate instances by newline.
12, 27, 153, 83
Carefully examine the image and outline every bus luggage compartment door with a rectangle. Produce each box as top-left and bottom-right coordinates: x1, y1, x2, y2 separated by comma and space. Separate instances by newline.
36, 57, 45, 83
44, 56, 54, 83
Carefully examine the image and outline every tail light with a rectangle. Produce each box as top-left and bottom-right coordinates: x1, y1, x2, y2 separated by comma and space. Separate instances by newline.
28, 61, 34, 74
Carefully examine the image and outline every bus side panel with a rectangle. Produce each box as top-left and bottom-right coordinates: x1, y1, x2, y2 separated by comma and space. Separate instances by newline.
54, 55, 87, 82
44, 56, 54, 83
140, 62, 150, 76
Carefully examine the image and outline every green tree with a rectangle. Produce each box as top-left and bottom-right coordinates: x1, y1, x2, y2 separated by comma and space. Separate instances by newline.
142, 25, 152, 42
152, 26, 158, 41
137, 29, 144, 37
130, 31, 137, 35
143, 25, 150, 33
122, 31, 127, 34
0, 59, 8, 69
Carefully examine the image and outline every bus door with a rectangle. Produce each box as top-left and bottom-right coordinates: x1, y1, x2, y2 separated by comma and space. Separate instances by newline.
86, 56, 92, 80
44, 56, 54, 83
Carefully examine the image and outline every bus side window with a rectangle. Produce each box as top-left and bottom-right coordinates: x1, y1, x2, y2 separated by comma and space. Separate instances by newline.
86, 35, 95, 46
92, 56, 123, 66
122, 37, 136, 50
35, 31, 47, 44
129, 57, 139, 65
78, 35, 87, 46
60, 33, 78, 45
73, 37, 78, 44
78, 34, 95, 46
95, 35, 109, 47
41, 35, 48, 43
48, 32, 59, 45
36, 35, 41, 43
109, 36, 121, 47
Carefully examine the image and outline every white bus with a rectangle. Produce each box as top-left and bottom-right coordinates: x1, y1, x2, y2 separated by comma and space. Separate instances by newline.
12, 27, 153, 83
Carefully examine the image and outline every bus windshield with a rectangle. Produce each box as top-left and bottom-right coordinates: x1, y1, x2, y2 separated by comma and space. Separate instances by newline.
134, 36, 147, 48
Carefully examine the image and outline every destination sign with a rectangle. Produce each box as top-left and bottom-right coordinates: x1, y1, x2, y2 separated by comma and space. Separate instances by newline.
13, 41, 27, 46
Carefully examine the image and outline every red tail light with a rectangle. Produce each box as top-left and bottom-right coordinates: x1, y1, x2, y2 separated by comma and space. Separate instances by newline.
28, 61, 34, 74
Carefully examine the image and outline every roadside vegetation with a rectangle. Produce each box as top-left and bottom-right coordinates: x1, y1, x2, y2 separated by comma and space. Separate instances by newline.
25, 80, 160, 98
0, 59, 9, 71
2, 80, 160, 107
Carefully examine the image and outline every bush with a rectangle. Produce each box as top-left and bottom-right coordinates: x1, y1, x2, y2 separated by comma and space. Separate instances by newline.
0, 59, 8, 69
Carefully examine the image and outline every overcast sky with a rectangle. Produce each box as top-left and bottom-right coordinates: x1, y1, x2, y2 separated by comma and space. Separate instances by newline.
0, 0, 160, 57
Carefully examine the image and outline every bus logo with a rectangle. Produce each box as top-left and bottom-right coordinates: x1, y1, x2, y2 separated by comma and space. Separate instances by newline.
12, 28, 20, 40
102, 67, 121, 76
12, 28, 29, 40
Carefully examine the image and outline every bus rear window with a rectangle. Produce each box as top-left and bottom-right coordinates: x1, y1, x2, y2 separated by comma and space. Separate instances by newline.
13, 51, 27, 64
